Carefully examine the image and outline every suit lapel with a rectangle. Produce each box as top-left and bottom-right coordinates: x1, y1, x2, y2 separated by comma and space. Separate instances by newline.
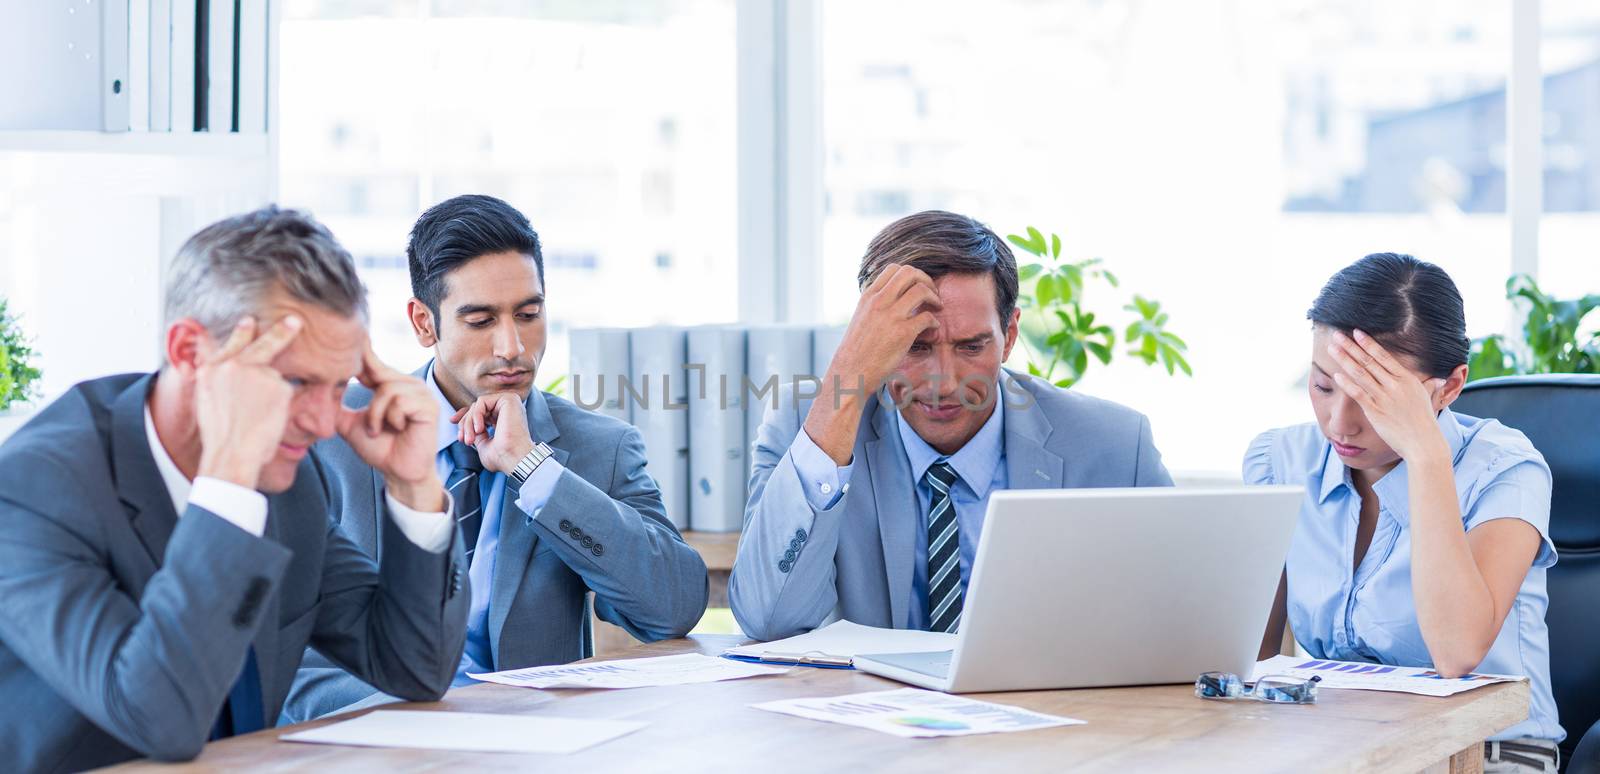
488, 388, 568, 662
1002, 372, 1064, 490
866, 398, 917, 629
109, 374, 181, 567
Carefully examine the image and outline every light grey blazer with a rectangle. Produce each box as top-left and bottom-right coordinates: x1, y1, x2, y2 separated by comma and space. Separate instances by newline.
729, 369, 1173, 641
0, 373, 470, 772
282, 366, 708, 722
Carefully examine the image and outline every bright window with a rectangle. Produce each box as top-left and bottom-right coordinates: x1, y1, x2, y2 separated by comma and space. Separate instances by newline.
819, 0, 1569, 472
278, 0, 739, 379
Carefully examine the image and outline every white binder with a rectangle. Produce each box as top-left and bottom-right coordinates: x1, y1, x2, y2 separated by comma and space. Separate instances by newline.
129, 0, 149, 131
100, 0, 131, 131
171, 0, 196, 131
811, 325, 847, 381
0, 1, 125, 130
205, 0, 234, 132
745, 325, 814, 451
149, 0, 172, 132
628, 327, 690, 530
236, 0, 267, 133
686, 326, 747, 532
567, 328, 632, 425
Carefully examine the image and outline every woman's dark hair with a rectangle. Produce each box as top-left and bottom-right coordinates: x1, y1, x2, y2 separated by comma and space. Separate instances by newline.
407, 194, 543, 319
1307, 252, 1469, 378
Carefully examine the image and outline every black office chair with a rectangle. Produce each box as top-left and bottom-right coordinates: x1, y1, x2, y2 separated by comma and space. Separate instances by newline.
1452, 374, 1600, 771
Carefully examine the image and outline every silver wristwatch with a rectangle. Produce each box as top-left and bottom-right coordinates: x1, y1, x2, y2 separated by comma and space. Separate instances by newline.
509, 441, 556, 487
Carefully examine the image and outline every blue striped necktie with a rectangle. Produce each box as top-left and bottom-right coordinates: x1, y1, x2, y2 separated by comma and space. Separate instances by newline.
924, 460, 964, 633
447, 442, 487, 565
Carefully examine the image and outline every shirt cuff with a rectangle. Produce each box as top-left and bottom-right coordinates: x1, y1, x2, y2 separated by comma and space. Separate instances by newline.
514, 459, 566, 518
790, 428, 854, 511
189, 477, 269, 537
384, 490, 454, 554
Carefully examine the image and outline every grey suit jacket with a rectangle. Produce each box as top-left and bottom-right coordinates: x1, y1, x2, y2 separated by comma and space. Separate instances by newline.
282, 365, 708, 722
0, 373, 469, 772
729, 369, 1173, 641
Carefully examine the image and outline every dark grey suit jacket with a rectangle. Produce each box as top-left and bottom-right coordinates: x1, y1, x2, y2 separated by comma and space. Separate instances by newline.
281, 366, 707, 722
0, 374, 470, 772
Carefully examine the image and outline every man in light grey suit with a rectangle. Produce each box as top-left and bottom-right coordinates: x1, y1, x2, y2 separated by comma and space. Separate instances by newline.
284, 195, 707, 722
731, 210, 1172, 642
0, 207, 470, 771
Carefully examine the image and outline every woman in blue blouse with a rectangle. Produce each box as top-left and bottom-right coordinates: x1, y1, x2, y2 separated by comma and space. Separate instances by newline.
1246, 253, 1561, 771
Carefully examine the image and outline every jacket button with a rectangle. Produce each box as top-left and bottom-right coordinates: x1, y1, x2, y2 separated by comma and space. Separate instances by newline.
794, 528, 807, 543
559, 520, 572, 533
783, 548, 796, 562
581, 535, 594, 549
592, 543, 604, 557
789, 537, 801, 551
571, 526, 585, 540
778, 560, 792, 573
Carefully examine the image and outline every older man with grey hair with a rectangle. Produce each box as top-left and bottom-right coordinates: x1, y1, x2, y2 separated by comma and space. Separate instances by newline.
0, 206, 471, 771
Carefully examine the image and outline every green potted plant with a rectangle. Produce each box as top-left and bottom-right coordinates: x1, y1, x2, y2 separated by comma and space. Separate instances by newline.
1468, 275, 1600, 380
0, 298, 42, 413
1006, 226, 1192, 388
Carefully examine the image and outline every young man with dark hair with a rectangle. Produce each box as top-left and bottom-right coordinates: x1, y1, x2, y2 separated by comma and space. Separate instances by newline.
731, 210, 1173, 641
284, 195, 707, 721
0, 207, 470, 770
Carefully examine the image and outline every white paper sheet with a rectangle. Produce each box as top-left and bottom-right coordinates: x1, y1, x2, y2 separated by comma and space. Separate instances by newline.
279, 711, 645, 754
753, 688, 1085, 738
469, 653, 788, 689
723, 620, 957, 662
1251, 655, 1524, 697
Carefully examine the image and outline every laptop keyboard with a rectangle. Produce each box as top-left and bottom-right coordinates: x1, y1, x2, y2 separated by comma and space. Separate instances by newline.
864, 650, 954, 678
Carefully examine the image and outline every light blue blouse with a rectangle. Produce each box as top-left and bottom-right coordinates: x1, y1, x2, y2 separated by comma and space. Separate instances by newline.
1244, 408, 1561, 742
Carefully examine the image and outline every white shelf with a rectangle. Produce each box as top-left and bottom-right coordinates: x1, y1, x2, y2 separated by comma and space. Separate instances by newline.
0, 131, 269, 158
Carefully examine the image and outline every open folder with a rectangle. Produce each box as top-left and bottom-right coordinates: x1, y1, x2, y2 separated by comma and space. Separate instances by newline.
723, 621, 957, 669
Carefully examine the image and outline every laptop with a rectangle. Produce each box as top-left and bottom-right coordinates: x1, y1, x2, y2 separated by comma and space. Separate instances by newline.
852, 486, 1305, 693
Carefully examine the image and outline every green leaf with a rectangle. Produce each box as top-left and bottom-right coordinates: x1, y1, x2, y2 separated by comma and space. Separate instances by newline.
542, 374, 567, 397
1050, 233, 1061, 259
1085, 341, 1112, 364
1036, 275, 1058, 307
1102, 269, 1120, 288
1026, 225, 1045, 250
1170, 348, 1193, 376
1018, 263, 1043, 281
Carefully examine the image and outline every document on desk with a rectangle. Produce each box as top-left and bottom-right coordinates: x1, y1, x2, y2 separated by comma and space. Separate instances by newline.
1252, 655, 1525, 697
723, 620, 957, 666
753, 688, 1084, 738
469, 653, 789, 689
280, 711, 645, 754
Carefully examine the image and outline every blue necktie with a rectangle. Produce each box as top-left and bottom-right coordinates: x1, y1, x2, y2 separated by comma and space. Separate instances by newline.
447, 442, 488, 566
925, 460, 964, 633
210, 647, 263, 740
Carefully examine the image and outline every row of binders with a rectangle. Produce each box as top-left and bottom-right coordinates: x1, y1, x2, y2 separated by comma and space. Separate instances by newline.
0, 1, 268, 133
569, 325, 846, 533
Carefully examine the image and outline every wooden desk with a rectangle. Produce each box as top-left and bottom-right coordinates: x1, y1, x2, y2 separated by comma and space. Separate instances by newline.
104, 635, 1529, 773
